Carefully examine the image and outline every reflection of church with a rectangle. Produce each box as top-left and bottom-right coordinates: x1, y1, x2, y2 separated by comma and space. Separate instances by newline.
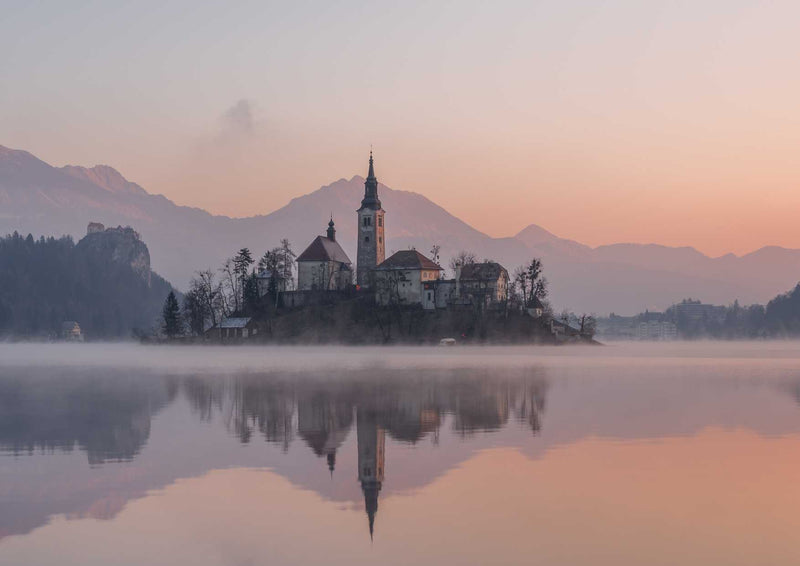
179, 371, 548, 539
357, 407, 385, 539
297, 393, 353, 474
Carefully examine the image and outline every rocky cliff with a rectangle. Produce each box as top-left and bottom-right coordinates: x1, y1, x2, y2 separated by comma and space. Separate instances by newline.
76, 223, 151, 285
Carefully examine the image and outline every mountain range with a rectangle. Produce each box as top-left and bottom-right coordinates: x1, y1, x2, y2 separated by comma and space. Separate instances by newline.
2, 144, 799, 315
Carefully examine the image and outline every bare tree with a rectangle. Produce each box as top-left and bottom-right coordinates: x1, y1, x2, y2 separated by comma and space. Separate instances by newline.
514, 258, 548, 309
279, 239, 296, 290
526, 258, 548, 302
578, 314, 597, 338
191, 269, 223, 328
430, 244, 441, 267
449, 250, 477, 275
513, 266, 529, 307
220, 258, 240, 314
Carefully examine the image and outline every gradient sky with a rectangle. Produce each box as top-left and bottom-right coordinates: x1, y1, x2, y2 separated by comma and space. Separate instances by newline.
2, 1, 800, 256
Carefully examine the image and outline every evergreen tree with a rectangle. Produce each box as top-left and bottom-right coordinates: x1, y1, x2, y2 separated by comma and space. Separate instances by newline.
243, 272, 261, 315
0, 232, 172, 339
162, 291, 182, 337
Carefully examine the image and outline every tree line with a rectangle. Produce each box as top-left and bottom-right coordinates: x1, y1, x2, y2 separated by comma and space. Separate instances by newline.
165, 239, 297, 337
672, 287, 800, 338
0, 231, 174, 339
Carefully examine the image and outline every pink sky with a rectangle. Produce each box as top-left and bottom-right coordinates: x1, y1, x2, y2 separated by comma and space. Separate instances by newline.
3, 2, 800, 256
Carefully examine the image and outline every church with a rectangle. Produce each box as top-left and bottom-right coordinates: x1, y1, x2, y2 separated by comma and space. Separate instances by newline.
295, 217, 352, 291
295, 151, 450, 305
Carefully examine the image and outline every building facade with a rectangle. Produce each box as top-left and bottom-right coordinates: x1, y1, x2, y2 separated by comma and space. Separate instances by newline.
423, 278, 457, 309
373, 250, 443, 308
255, 269, 287, 297
356, 152, 385, 288
296, 219, 353, 291
209, 317, 259, 340
456, 262, 510, 306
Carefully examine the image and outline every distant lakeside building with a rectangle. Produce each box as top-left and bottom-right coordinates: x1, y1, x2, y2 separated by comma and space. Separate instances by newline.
597, 299, 734, 341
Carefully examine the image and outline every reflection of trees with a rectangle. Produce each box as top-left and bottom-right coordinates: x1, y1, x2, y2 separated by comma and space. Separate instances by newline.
0, 371, 176, 464
0, 366, 548, 543
180, 367, 549, 455
0, 367, 548, 467
513, 380, 548, 434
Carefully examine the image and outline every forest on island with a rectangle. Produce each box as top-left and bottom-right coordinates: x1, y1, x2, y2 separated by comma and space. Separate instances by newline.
0, 232, 175, 339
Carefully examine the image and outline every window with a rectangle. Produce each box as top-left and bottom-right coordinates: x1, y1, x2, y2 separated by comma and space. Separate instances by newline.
363, 216, 372, 227
365, 236, 370, 243
427, 292, 432, 300
378, 217, 383, 227
379, 237, 382, 244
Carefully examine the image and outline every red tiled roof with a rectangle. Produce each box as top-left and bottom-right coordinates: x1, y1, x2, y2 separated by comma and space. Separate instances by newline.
459, 262, 508, 280
375, 250, 442, 271
297, 236, 352, 264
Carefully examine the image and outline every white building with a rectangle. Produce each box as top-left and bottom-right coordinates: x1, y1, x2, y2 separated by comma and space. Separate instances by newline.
424, 279, 456, 309
296, 219, 353, 291
373, 250, 443, 309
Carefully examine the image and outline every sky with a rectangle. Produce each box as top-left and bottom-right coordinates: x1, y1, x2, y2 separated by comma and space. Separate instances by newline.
2, 0, 800, 256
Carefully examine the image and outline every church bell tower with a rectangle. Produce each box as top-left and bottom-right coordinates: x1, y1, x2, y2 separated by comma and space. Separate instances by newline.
356, 151, 385, 287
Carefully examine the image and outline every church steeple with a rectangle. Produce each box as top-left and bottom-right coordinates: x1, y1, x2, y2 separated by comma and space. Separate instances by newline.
356, 150, 385, 287
327, 216, 336, 241
367, 150, 376, 179
360, 151, 381, 210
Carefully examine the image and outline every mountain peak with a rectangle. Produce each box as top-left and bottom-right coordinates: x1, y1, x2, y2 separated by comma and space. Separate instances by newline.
0, 145, 41, 166
515, 223, 560, 244
61, 164, 147, 196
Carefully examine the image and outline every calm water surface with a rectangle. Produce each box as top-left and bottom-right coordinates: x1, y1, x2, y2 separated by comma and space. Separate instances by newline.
2, 342, 800, 565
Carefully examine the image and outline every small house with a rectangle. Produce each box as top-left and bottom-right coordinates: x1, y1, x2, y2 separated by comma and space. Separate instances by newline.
210, 317, 260, 340
61, 321, 83, 342
527, 297, 545, 318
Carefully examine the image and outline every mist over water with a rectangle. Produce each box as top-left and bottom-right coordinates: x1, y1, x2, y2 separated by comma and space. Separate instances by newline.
4, 341, 800, 371
2, 342, 800, 565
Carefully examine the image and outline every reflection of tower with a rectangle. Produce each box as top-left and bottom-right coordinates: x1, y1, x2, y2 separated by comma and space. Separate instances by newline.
297, 394, 353, 476
357, 407, 385, 540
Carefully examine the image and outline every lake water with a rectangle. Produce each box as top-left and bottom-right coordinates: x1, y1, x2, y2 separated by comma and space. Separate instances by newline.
2, 342, 800, 565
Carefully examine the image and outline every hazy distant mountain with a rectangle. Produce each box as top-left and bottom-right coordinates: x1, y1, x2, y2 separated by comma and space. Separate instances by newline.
2, 144, 800, 314
61, 164, 148, 196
